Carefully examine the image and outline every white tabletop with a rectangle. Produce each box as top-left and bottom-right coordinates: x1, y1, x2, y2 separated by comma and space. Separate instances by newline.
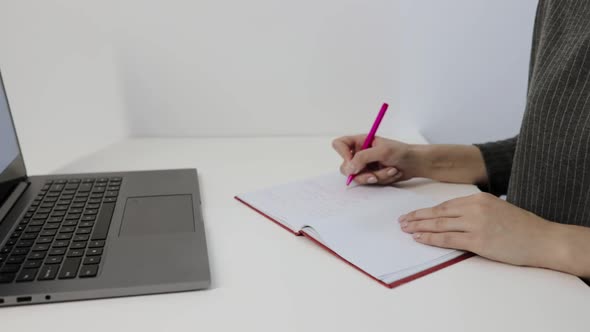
2, 129, 589, 332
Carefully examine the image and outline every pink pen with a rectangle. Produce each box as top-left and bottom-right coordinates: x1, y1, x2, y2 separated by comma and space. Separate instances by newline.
346, 103, 389, 186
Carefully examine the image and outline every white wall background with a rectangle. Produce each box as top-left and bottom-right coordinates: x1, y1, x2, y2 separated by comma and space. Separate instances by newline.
0, 1, 537, 171
400, 0, 537, 144
0, 2, 128, 173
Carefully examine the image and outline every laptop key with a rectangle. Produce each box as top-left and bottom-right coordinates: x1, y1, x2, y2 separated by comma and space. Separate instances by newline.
73, 235, 89, 242
45, 256, 63, 264
13, 248, 29, 255
21, 233, 38, 240
25, 226, 42, 233
52, 240, 69, 248
81, 215, 96, 222
32, 244, 50, 251
63, 220, 78, 227
37, 237, 54, 244
16, 268, 38, 282
79, 265, 98, 278
65, 184, 79, 190
0, 273, 16, 283
56, 233, 72, 240
79, 221, 94, 228
76, 228, 91, 235
40, 230, 57, 237
44, 223, 60, 230
0, 264, 20, 273
32, 213, 49, 220
7, 256, 25, 264
23, 260, 42, 268
51, 211, 66, 217
66, 214, 81, 220
83, 256, 101, 265
30, 220, 45, 226
70, 242, 87, 249
58, 258, 81, 279
49, 248, 66, 256
49, 184, 64, 191
28, 252, 46, 260
86, 248, 103, 256
88, 240, 105, 248
16, 268, 39, 282
91, 203, 115, 241
16, 240, 34, 248
59, 226, 76, 233
67, 250, 84, 257
38, 265, 59, 281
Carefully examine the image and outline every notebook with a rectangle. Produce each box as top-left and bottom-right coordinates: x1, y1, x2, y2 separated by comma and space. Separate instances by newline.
235, 173, 473, 288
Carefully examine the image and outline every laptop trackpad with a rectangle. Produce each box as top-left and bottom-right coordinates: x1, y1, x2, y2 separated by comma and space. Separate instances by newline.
119, 195, 195, 237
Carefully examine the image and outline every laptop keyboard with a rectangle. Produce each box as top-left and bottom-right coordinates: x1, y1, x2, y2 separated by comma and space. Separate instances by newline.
0, 177, 121, 284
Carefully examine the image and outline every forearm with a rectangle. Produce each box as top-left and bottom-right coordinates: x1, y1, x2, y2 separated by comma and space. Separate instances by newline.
540, 222, 590, 279
407, 144, 488, 185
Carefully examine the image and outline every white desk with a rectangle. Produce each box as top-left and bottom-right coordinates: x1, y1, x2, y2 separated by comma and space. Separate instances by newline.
2, 130, 589, 332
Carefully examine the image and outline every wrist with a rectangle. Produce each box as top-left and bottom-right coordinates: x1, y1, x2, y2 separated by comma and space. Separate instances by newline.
534, 220, 578, 275
406, 144, 432, 178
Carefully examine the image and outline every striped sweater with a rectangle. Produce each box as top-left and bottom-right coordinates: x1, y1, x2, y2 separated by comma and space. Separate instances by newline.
476, 0, 590, 229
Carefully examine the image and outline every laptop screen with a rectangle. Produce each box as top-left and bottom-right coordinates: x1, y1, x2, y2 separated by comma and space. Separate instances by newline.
0, 72, 26, 205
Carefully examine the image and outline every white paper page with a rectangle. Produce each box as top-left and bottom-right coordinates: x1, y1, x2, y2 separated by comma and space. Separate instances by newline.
238, 173, 405, 231
307, 191, 460, 279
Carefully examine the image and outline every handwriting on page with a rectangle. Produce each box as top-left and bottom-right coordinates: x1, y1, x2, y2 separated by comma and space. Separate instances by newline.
243, 174, 397, 227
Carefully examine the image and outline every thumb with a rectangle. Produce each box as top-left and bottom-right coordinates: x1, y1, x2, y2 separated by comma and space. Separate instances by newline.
348, 147, 386, 174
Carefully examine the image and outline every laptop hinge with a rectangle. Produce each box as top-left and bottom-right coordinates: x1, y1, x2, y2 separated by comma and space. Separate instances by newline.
0, 181, 29, 225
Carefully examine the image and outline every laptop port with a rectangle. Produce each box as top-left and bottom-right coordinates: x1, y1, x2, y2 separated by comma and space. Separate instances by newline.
17, 296, 32, 303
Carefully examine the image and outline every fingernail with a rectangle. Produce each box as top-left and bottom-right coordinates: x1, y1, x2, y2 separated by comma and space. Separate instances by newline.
413, 233, 421, 239
387, 168, 397, 176
367, 176, 377, 184
401, 221, 408, 228
398, 214, 406, 222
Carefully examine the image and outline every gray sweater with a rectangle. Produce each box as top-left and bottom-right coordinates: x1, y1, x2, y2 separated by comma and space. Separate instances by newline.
476, 0, 590, 229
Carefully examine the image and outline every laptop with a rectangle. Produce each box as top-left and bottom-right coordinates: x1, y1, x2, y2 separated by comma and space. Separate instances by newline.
0, 72, 211, 306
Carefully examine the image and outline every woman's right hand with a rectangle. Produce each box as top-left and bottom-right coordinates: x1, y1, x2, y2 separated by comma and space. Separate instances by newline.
332, 135, 420, 185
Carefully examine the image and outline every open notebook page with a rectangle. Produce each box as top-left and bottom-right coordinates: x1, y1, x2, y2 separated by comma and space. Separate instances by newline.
238, 173, 464, 283
238, 173, 408, 232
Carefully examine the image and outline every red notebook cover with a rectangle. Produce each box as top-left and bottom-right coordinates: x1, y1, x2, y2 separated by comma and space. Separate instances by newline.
235, 196, 473, 288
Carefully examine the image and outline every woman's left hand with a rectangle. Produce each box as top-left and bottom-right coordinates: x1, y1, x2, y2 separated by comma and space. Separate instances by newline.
398, 192, 561, 267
